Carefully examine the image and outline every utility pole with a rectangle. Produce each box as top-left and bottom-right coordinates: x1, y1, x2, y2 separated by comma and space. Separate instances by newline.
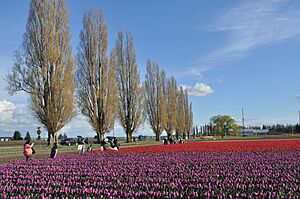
299, 111, 300, 124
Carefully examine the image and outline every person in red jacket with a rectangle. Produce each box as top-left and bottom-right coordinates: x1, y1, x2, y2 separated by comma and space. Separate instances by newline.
23, 140, 34, 161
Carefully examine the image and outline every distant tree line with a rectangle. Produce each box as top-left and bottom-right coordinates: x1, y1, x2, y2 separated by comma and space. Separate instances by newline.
12, 131, 31, 141
192, 125, 212, 137
192, 119, 300, 137
254, 124, 300, 134
6, 0, 193, 143
12, 131, 68, 141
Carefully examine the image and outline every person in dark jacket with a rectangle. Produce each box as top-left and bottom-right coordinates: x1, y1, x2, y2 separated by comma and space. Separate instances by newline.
163, 137, 168, 145
109, 138, 118, 150
50, 143, 58, 158
113, 138, 120, 150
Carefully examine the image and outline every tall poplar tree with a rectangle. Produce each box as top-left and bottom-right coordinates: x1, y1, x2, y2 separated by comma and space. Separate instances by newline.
115, 32, 145, 142
175, 86, 185, 139
165, 77, 177, 139
7, 0, 75, 145
145, 60, 167, 141
183, 89, 189, 139
182, 89, 193, 139
77, 9, 117, 143
186, 102, 193, 139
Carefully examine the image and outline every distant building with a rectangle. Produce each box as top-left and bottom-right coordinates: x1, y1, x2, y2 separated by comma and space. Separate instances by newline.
0, 137, 11, 141
240, 129, 269, 137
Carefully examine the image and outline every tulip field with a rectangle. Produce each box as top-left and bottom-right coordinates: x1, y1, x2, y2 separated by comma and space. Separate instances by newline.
0, 140, 300, 198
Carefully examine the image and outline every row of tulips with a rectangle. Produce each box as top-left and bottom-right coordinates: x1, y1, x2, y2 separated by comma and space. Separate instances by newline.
1, 148, 299, 198
109, 139, 300, 153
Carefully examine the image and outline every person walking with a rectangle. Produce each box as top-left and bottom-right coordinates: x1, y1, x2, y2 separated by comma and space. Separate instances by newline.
23, 140, 34, 161
50, 143, 58, 159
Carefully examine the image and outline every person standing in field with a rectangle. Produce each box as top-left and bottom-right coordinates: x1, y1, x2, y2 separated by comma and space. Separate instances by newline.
163, 137, 168, 145
23, 140, 34, 161
113, 138, 120, 150
100, 139, 107, 151
87, 144, 93, 152
110, 138, 119, 151
50, 143, 58, 158
77, 137, 85, 155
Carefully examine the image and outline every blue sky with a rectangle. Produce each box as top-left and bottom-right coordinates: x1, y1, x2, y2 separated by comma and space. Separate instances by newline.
0, 0, 300, 138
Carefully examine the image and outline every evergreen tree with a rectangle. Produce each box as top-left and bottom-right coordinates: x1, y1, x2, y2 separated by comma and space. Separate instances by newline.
13, 131, 23, 140
58, 134, 64, 140
24, 132, 31, 141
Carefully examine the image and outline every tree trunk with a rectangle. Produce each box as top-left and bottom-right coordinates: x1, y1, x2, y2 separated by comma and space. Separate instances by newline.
155, 133, 160, 141
54, 132, 58, 144
47, 131, 55, 146
47, 132, 57, 146
47, 131, 51, 146
126, 131, 132, 143
97, 132, 105, 143
96, 132, 101, 144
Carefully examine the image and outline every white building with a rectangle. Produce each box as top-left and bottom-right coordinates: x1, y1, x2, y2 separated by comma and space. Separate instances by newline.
240, 129, 269, 137
0, 137, 11, 141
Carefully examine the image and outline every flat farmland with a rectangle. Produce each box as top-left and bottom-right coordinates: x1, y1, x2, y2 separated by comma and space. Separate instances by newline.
0, 139, 300, 198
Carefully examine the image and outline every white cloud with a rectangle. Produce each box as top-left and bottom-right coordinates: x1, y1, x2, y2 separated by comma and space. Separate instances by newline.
181, 82, 214, 96
0, 100, 15, 121
297, 95, 300, 101
193, 0, 300, 72
183, 68, 204, 78
0, 100, 40, 136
